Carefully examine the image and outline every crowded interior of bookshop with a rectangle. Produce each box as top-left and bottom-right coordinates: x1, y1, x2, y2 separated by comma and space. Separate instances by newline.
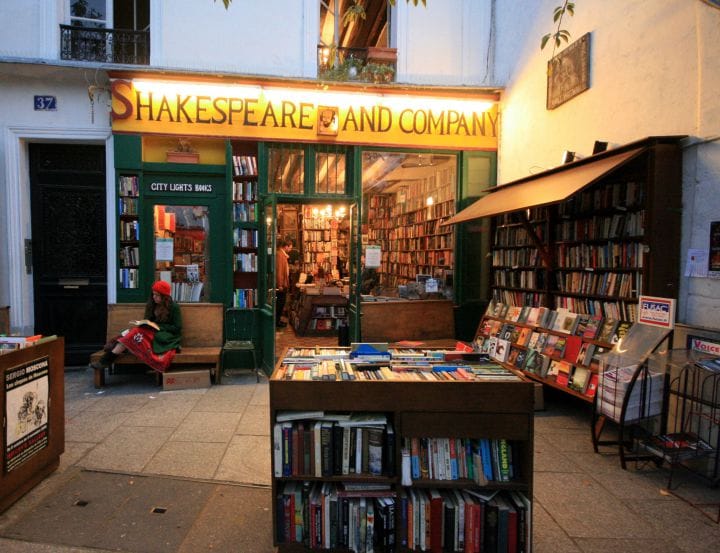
275, 150, 457, 340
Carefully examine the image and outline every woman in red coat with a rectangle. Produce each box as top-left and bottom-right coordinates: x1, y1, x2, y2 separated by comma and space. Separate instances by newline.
90, 280, 182, 373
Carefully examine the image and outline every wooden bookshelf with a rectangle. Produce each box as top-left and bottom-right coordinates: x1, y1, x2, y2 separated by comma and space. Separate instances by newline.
365, 162, 456, 288
490, 138, 683, 322
300, 205, 349, 279
269, 347, 534, 552
290, 293, 348, 336
118, 174, 140, 289
231, 143, 259, 308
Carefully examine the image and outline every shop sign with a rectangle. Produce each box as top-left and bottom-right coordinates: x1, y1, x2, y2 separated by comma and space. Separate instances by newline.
147, 181, 215, 195
688, 336, 720, 355
111, 79, 498, 150
4, 356, 50, 473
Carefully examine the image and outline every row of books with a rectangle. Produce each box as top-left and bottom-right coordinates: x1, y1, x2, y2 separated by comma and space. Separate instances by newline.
233, 252, 258, 272
491, 247, 541, 268
491, 290, 548, 307
493, 223, 546, 247
118, 267, 139, 289
119, 220, 140, 241
232, 201, 258, 223
0, 334, 54, 354
119, 245, 139, 268
493, 269, 546, 289
273, 413, 393, 478
118, 197, 137, 215
233, 227, 258, 249
118, 175, 139, 196
403, 437, 517, 484
486, 301, 632, 342
554, 295, 638, 321
231, 154, 257, 176
559, 180, 644, 215
555, 241, 644, 269
555, 269, 640, 298
232, 287, 257, 309
232, 179, 257, 202
554, 210, 645, 242
277, 482, 396, 551
170, 280, 204, 302
276, 484, 531, 553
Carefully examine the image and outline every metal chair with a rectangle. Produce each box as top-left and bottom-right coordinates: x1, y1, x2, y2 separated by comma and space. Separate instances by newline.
222, 308, 259, 383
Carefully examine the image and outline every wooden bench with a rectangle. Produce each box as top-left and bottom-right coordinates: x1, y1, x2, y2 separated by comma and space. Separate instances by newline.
89, 303, 223, 388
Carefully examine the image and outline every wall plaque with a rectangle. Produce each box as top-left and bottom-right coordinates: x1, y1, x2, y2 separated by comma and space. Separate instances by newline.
547, 33, 591, 110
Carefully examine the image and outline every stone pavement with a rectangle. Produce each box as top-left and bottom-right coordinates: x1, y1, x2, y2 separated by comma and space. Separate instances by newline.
0, 368, 719, 552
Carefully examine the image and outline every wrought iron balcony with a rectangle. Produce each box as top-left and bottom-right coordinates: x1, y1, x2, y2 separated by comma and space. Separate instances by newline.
60, 24, 149, 65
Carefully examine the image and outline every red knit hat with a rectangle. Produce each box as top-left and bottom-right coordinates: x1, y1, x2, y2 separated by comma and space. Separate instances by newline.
152, 280, 171, 296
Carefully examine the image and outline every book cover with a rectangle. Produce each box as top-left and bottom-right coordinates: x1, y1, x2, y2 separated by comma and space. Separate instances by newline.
583, 314, 604, 340
493, 339, 510, 363
553, 335, 568, 358
562, 335, 582, 363
525, 307, 540, 326
130, 318, 160, 331
506, 306, 523, 322
514, 349, 527, 369
585, 372, 599, 398
526, 331, 541, 350
517, 306, 530, 324
569, 366, 591, 393
597, 318, 619, 344
522, 350, 542, 374
507, 346, 521, 367
573, 314, 591, 337
516, 327, 532, 347
542, 335, 559, 357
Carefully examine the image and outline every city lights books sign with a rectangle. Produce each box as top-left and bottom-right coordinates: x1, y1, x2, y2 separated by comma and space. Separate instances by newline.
4, 356, 50, 473
110, 78, 498, 150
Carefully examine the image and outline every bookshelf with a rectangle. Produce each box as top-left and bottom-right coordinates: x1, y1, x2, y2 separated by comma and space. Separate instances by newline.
232, 143, 259, 308
365, 162, 456, 288
269, 347, 534, 552
300, 205, 349, 279
118, 174, 140, 289
489, 139, 682, 322
475, 303, 625, 403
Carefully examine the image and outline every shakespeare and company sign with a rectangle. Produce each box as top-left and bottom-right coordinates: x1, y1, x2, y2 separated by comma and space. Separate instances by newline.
110, 79, 499, 151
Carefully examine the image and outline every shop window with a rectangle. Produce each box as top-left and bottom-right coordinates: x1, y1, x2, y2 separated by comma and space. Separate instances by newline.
153, 205, 210, 303
315, 150, 346, 194
268, 146, 305, 194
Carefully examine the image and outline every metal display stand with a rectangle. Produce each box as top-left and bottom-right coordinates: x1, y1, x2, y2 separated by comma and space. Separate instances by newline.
591, 323, 672, 469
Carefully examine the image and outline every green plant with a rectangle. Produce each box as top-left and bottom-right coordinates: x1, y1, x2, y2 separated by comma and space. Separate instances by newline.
361, 62, 395, 84
541, 1, 575, 55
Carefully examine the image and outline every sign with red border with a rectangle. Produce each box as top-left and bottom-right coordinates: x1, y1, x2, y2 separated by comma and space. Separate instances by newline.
637, 296, 675, 329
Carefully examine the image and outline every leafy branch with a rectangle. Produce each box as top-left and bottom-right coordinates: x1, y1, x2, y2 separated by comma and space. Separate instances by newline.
541, 1, 575, 56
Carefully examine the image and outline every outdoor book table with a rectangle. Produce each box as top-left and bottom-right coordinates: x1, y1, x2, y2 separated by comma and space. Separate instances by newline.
0, 337, 64, 513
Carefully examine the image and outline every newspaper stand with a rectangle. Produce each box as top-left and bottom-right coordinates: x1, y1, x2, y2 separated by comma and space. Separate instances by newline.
591, 323, 672, 469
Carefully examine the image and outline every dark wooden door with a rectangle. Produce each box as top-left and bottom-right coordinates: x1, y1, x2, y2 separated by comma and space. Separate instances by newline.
29, 144, 107, 366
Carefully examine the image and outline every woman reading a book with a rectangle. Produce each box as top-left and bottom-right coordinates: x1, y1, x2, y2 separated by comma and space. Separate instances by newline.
90, 280, 182, 373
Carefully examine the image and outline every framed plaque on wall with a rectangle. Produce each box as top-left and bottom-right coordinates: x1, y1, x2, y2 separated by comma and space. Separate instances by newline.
547, 33, 591, 110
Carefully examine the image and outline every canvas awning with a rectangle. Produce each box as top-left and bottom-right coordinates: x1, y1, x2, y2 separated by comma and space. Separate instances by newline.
443, 147, 647, 225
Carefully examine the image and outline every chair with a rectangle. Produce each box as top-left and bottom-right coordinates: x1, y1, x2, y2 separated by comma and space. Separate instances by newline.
222, 308, 258, 383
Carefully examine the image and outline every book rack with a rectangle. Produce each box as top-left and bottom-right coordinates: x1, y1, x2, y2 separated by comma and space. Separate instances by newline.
231, 142, 259, 308
118, 173, 140, 289
489, 139, 683, 321
269, 347, 535, 551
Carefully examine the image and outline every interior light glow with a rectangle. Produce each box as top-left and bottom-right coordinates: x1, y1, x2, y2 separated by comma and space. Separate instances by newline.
426, 196, 434, 206
132, 80, 262, 98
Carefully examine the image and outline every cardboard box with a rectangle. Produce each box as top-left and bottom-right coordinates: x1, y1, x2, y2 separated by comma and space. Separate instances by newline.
162, 369, 211, 391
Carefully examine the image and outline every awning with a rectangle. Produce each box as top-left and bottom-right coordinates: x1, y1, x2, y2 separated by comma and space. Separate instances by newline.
443, 147, 647, 225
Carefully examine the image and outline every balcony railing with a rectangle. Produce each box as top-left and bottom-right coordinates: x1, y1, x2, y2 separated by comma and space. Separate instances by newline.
60, 25, 149, 65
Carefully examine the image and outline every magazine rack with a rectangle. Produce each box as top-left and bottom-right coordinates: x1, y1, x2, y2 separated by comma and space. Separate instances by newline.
591, 323, 672, 468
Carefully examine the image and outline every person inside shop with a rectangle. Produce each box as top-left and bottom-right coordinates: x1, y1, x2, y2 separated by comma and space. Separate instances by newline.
89, 280, 182, 373
275, 238, 293, 328
360, 255, 380, 295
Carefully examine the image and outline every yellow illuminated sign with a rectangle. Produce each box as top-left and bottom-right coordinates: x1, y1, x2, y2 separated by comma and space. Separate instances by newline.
111, 79, 498, 150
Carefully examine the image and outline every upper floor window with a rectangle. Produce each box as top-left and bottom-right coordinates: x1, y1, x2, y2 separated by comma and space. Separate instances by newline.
70, 0, 108, 28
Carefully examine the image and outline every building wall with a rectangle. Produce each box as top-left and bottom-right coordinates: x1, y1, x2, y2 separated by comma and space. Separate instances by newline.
494, 0, 720, 328
0, 65, 112, 333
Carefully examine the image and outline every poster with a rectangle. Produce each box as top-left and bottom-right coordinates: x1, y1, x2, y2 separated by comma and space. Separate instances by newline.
5, 356, 50, 473
365, 245, 382, 268
155, 238, 174, 261
709, 221, 720, 275
637, 296, 675, 329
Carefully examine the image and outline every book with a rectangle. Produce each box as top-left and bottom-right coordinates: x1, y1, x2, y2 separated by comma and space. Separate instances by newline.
597, 318, 619, 344
573, 314, 591, 337
640, 432, 714, 462
562, 335, 583, 363
612, 320, 633, 344
582, 314, 604, 340
130, 319, 160, 331
569, 366, 591, 394
515, 327, 533, 347
276, 410, 325, 422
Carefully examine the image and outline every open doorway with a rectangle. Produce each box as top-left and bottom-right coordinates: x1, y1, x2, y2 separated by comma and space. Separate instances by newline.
274, 202, 351, 352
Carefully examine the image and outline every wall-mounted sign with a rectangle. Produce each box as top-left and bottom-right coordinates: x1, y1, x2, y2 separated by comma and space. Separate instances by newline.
33, 96, 57, 111
4, 356, 50, 473
687, 335, 720, 355
547, 33, 590, 110
147, 181, 214, 194
637, 295, 675, 329
110, 79, 499, 150
709, 221, 720, 276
